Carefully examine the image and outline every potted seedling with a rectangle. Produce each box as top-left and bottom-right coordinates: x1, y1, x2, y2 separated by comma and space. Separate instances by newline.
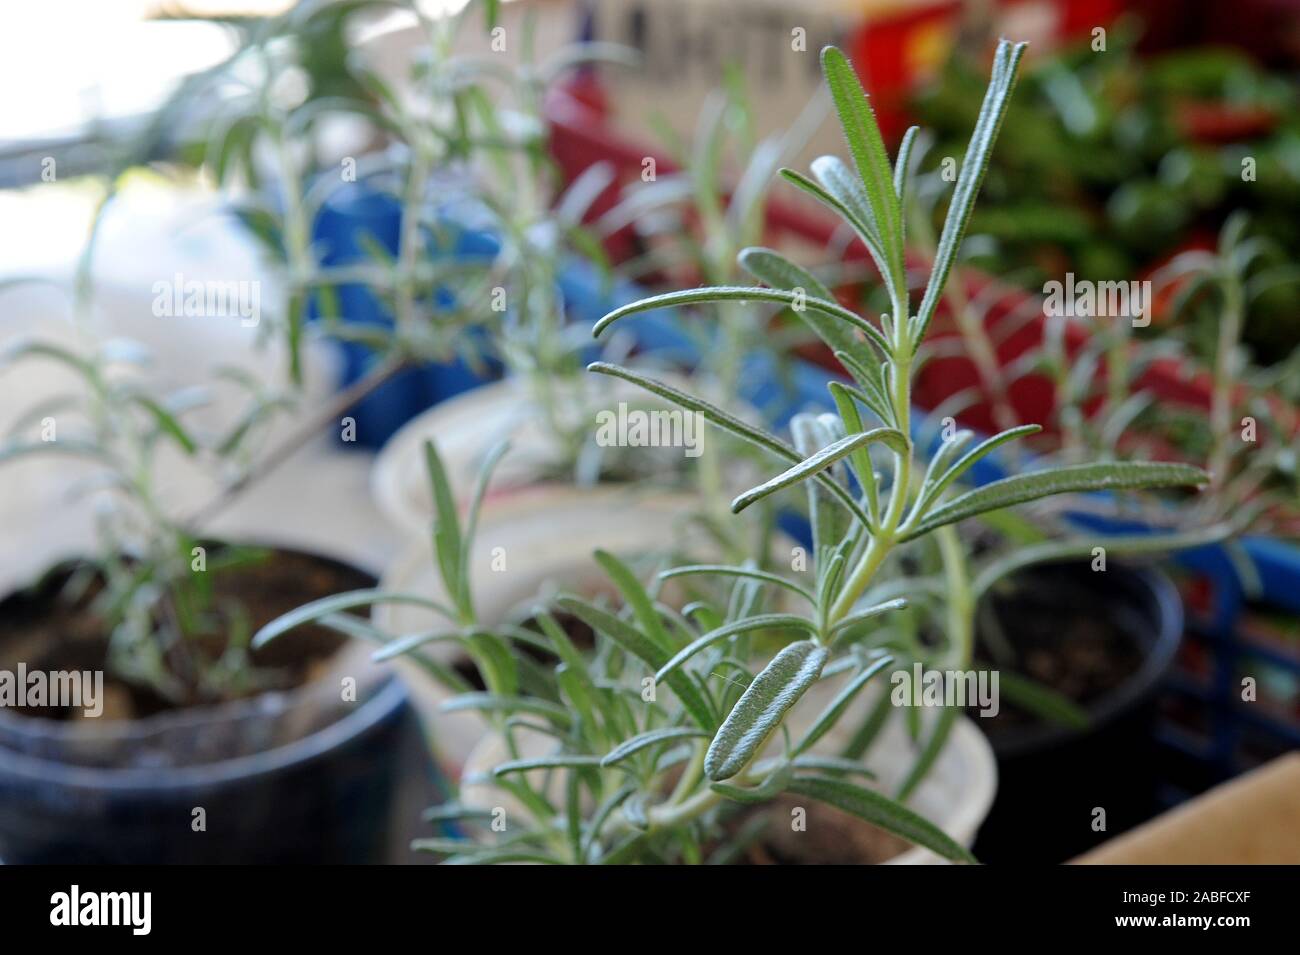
0, 333, 410, 863
257, 39, 1213, 863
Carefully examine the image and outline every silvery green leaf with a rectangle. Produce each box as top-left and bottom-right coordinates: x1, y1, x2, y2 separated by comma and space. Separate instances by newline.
820, 47, 903, 283
902, 462, 1210, 541
557, 595, 715, 730
731, 426, 907, 514
710, 761, 794, 804
439, 692, 572, 728
594, 549, 676, 655
660, 564, 815, 603
491, 755, 605, 777
587, 362, 869, 525
655, 614, 819, 683
794, 653, 894, 754
916, 424, 1042, 514
600, 727, 709, 768
423, 440, 464, 618
592, 286, 890, 355
251, 590, 457, 648
705, 640, 829, 781
912, 40, 1027, 349
971, 522, 1236, 600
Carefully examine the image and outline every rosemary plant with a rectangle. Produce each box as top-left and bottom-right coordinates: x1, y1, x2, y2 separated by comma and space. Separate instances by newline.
1033, 214, 1298, 544
0, 336, 290, 703
256, 41, 1212, 864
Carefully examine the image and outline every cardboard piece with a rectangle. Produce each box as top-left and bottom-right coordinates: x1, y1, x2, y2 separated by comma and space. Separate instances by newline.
1073, 753, 1300, 864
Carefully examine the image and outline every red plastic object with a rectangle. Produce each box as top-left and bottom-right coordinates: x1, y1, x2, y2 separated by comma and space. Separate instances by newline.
846, 0, 1124, 141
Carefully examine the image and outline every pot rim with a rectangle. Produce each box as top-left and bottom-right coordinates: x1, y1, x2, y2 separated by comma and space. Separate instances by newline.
0, 542, 405, 790
0, 674, 406, 791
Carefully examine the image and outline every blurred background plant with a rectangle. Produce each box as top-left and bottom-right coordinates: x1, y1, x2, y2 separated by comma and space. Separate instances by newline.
0, 335, 295, 704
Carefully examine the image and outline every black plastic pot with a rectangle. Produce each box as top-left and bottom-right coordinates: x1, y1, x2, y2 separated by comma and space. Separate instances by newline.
0, 550, 418, 864
969, 560, 1183, 865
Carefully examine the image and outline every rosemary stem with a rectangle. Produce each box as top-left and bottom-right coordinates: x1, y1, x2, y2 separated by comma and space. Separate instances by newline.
186, 354, 410, 530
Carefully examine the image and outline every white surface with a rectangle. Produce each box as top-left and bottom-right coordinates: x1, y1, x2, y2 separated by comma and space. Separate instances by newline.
0, 181, 398, 588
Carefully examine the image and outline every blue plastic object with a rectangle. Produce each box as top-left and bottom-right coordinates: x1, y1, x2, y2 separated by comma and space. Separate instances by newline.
308, 183, 499, 448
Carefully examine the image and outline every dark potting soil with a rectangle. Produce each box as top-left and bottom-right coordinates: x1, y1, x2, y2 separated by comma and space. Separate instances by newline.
969, 574, 1146, 731
735, 797, 912, 865
0, 550, 371, 721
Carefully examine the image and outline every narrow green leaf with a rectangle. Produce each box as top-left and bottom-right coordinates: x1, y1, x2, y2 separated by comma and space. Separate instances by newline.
820, 46, 902, 279
534, 610, 587, 674
464, 630, 518, 697
594, 549, 675, 655
794, 653, 894, 755
810, 156, 883, 242
917, 424, 1042, 513
555, 664, 602, 747
738, 246, 834, 301
902, 462, 1210, 541
0, 339, 93, 375
839, 687, 894, 760
581, 784, 636, 861
791, 754, 877, 779
251, 590, 455, 648
786, 775, 977, 863
600, 727, 709, 767
894, 124, 920, 202
738, 246, 889, 359
778, 169, 889, 276
557, 596, 715, 730
459, 439, 510, 617
0, 439, 108, 465
710, 762, 794, 804
794, 414, 848, 567
369, 628, 464, 662
656, 614, 819, 684
731, 427, 907, 514
705, 640, 829, 781
587, 362, 870, 525
591, 286, 889, 356
896, 703, 957, 799
424, 440, 464, 616
129, 394, 198, 454
492, 755, 605, 777
828, 383, 880, 520
971, 522, 1235, 600
438, 692, 573, 727
994, 671, 1090, 729
660, 564, 814, 603
829, 600, 908, 647
912, 40, 1027, 349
